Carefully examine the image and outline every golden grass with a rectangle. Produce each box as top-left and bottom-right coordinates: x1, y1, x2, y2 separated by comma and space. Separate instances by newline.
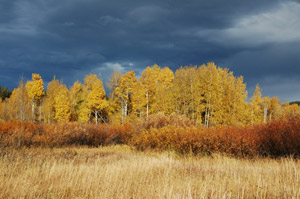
0, 146, 299, 199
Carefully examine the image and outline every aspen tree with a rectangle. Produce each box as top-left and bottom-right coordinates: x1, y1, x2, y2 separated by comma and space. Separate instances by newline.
114, 71, 137, 123
87, 78, 108, 124
0, 99, 9, 121
7, 80, 30, 121
173, 66, 201, 119
77, 74, 99, 123
140, 65, 160, 119
269, 96, 282, 120
249, 84, 263, 125
107, 71, 122, 123
54, 84, 71, 122
7, 89, 19, 120
283, 102, 300, 118
26, 74, 44, 122
132, 81, 147, 119
200, 63, 224, 127
154, 67, 174, 114
70, 81, 83, 121
221, 73, 248, 126
42, 76, 60, 123
262, 97, 272, 123
233, 76, 248, 125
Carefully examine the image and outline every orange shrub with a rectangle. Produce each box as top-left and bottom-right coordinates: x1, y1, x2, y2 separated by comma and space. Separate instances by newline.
0, 122, 134, 148
1, 117, 300, 158
131, 117, 300, 158
138, 113, 195, 130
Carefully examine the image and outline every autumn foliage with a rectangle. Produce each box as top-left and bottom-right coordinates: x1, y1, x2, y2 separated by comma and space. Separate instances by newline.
1, 63, 300, 158
1, 63, 300, 126
1, 116, 300, 158
0, 122, 133, 148
133, 117, 300, 157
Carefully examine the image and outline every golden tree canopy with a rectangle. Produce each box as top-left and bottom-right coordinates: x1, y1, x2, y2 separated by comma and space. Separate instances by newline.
26, 73, 44, 101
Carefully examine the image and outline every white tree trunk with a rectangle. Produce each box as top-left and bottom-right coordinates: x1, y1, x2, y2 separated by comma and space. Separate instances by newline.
146, 90, 149, 120
125, 102, 128, 117
95, 110, 98, 125
32, 99, 35, 122
264, 107, 267, 123
39, 104, 42, 123
121, 102, 124, 124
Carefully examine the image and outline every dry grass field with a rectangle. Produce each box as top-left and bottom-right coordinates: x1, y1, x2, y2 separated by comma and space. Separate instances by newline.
0, 145, 299, 199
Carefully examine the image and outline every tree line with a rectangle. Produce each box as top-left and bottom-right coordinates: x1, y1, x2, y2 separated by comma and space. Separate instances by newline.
0, 62, 299, 126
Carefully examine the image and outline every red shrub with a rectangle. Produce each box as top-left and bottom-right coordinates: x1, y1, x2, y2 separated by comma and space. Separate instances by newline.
131, 117, 300, 158
1, 117, 300, 158
0, 122, 134, 148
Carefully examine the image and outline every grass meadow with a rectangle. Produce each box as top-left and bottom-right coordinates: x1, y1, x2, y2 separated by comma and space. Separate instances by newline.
0, 145, 299, 199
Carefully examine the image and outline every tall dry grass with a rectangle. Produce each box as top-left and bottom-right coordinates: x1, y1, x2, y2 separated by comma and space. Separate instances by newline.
0, 146, 299, 198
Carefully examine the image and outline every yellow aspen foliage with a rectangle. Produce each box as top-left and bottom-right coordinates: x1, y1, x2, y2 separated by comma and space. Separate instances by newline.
219, 71, 235, 125
209, 66, 226, 126
26, 73, 44, 121
41, 77, 60, 124
0, 98, 6, 121
172, 63, 249, 126
283, 102, 300, 118
173, 66, 200, 119
249, 84, 263, 125
77, 74, 99, 123
193, 67, 206, 124
26, 74, 44, 101
0, 98, 9, 121
262, 97, 272, 123
132, 81, 147, 119
154, 67, 174, 114
232, 76, 248, 125
261, 96, 285, 122
87, 77, 108, 124
139, 65, 159, 119
199, 63, 224, 127
54, 84, 71, 122
107, 71, 122, 123
77, 102, 90, 123
7, 79, 31, 121
83, 74, 98, 91
289, 104, 300, 116
107, 70, 122, 92
1, 64, 290, 126
114, 71, 137, 123
7, 89, 19, 121
70, 81, 83, 121
221, 73, 248, 126
269, 96, 282, 120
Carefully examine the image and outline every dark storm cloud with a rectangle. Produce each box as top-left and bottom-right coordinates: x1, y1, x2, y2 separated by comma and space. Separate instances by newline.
1, 0, 300, 101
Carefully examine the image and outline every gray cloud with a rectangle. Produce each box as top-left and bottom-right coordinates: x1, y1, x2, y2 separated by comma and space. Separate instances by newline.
0, 0, 300, 101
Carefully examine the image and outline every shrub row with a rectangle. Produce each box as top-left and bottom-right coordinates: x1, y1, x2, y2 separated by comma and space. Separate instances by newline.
0, 117, 300, 158
133, 118, 300, 157
0, 122, 133, 148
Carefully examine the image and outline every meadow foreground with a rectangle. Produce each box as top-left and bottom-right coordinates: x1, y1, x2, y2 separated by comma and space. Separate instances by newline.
0, 146, 299, 199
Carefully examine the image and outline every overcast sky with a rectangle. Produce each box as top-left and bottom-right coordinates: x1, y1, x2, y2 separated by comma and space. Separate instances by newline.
1, 0, 300, 102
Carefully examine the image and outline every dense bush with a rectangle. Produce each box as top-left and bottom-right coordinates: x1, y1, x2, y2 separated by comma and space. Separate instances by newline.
1, 117, 300, 158
139, 113, 196, 130
0, 122, 133, 148
132, 126, 259, 157
133, 117, 300, 157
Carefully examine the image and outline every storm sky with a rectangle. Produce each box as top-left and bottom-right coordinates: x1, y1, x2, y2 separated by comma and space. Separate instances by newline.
1, 0, 300, 102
